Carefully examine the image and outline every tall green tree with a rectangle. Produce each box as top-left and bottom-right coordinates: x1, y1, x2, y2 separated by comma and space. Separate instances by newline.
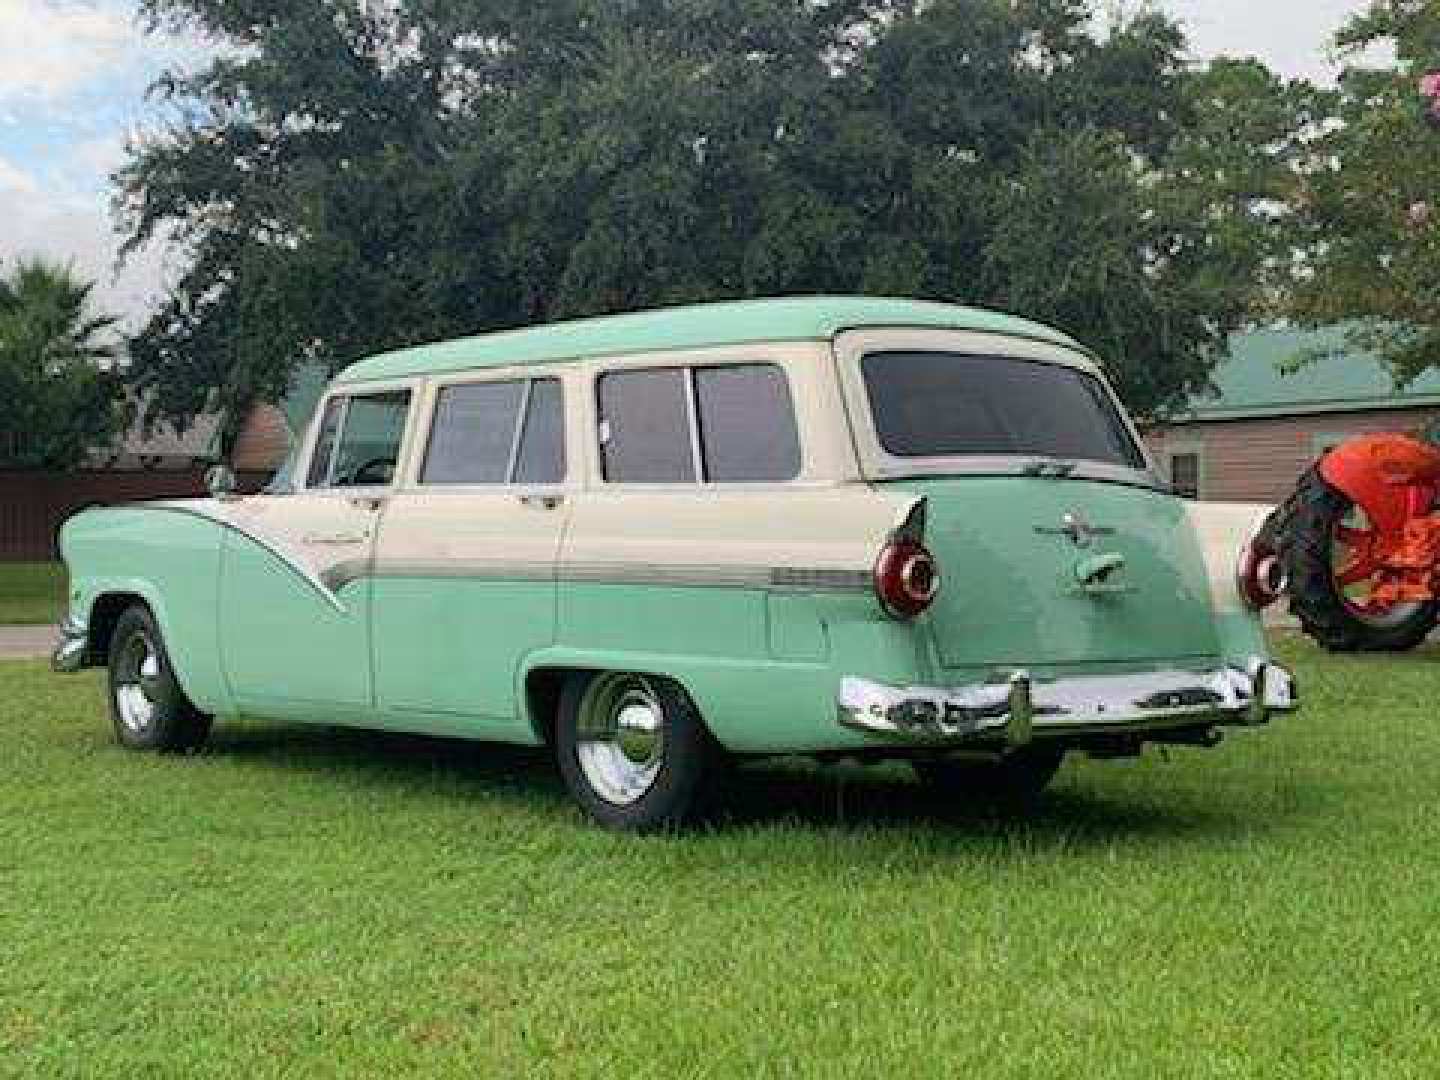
119, 0, 1308, 442
0, 259, 120, 470
1285, 1, 1440, 382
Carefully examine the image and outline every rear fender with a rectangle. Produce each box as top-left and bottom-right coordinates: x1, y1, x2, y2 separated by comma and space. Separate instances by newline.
1318, 434, 1440, 537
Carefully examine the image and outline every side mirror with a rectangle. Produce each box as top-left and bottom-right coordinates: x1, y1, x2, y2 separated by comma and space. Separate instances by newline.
205, 463, 239, 501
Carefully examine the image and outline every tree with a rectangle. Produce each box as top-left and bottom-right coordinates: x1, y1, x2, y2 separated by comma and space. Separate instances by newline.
118, 0, 1307, 440
0, 259, 120, 470
1284, 1, 1440, 383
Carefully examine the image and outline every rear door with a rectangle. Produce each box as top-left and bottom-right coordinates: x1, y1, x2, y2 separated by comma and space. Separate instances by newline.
835, 328, 1220, 670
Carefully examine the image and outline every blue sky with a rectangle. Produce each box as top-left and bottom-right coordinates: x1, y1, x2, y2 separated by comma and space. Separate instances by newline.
0, 0, 1372, 329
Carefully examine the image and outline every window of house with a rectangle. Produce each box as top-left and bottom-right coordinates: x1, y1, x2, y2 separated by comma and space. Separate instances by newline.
1169, 452, 1201, 499
598, 363, 801, 484
421, 377, 565, 485
306, 389, 412, 489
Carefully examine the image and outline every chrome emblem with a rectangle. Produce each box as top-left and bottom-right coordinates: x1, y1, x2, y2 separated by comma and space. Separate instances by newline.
1034, 511, 1115, 549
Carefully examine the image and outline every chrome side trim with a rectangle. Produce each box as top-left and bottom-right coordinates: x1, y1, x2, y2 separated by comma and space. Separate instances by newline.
330, 559, 871, 594
838, 659, 1297, 745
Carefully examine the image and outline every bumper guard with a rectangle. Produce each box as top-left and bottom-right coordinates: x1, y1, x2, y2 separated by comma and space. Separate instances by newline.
51, 615, 89, 673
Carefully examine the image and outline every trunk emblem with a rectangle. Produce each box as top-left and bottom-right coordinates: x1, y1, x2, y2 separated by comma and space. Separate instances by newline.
1035, 511, 1115, 548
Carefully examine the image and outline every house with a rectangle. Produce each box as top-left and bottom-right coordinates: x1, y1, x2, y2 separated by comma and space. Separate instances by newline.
1144, 327, 1440, 503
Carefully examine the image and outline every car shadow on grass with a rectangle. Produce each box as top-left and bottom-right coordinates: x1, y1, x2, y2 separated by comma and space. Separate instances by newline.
204, 722, 1296, 849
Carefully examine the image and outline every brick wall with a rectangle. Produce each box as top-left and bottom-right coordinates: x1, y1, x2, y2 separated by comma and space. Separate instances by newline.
0, 469, 270, 561
232, 403, 294, 473
1145, 406, 1440, 504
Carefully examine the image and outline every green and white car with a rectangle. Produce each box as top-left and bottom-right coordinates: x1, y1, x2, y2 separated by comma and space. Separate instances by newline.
53, 297, 1295, 830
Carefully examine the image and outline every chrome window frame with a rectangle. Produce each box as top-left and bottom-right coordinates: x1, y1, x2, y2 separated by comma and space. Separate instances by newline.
295, 378, 423, 497
413, 371, 569, 490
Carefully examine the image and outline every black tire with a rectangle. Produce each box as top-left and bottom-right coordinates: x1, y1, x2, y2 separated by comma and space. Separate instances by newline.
106, 605, 213, 753
912, 744, 1066, 808
555, 671, 725, 832
1282, 469, 1439, 652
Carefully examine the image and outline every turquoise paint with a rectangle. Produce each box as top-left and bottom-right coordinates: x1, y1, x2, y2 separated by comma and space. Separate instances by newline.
337, 296, 1085, 385
887, 477, 1221, 671
370, 576, 552, 740
60, 507, 232, 715
765, 594, 829, 662
219, 531, 372, 709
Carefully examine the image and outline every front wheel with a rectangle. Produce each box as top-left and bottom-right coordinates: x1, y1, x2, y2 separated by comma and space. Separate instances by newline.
912, 745, 1066, 807
555, 672, 725, 832
107, 605, 212, 753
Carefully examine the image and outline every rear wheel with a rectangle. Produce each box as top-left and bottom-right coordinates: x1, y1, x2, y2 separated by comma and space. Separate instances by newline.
107, 605, 212, 753
912, 745, 1065, 807
1283, 470, 1439, 652
555, 671, 726, 832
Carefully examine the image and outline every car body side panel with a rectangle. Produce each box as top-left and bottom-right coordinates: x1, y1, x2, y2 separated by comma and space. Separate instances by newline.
59, 505, 231, 715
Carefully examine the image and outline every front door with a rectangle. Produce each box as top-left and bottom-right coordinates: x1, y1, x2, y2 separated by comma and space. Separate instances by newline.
219, 385, 415, 714
370, 374, 570, 736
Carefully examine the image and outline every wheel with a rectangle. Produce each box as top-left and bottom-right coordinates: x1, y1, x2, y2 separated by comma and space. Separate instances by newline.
107, 605, 212, 753
912, 744, 1066, 807
1282, 469, 1439, 652
555, 671, 725, 832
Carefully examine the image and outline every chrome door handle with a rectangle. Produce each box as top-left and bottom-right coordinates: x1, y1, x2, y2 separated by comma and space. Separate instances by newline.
518, 494, 565, 510
348, 496, 386, 512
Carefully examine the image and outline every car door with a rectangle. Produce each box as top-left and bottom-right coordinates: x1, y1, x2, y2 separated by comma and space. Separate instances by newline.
370, 372, 571, 736
218, 383, 416, 714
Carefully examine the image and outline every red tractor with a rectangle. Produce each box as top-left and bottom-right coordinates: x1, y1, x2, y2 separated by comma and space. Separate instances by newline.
1262, 431, 1440, 651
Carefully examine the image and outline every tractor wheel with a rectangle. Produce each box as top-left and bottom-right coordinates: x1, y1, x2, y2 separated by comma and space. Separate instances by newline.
1282, 468, 1439, 652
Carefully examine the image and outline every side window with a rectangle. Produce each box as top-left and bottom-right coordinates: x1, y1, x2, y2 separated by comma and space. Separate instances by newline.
694, 365, 800, 482
598, 363, 801, 484
514, 378, 566, 485
307, 389, 412, 489
599, 369, 696, 483
421, 377, 565, 485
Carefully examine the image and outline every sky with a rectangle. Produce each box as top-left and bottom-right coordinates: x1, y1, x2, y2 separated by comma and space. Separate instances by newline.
0, 0, 1377, 331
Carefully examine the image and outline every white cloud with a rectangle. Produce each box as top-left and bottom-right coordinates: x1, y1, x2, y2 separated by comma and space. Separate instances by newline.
0, 155, 40, 193
0, 0, 137, 102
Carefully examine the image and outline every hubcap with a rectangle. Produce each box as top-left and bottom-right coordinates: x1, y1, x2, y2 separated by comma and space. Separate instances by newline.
575, 674, 665, 806
114, 632, 162, 733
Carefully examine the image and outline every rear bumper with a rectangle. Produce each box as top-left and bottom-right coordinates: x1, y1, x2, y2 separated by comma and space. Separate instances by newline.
51, 615, 88, 673
837, 658, 1295, 746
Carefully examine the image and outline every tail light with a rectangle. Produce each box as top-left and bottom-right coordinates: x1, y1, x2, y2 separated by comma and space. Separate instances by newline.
874, 538, 940, 620
1237, 541, 1286, 610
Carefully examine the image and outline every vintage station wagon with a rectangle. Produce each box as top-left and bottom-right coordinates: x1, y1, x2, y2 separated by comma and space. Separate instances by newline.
53, 296, 1296, 830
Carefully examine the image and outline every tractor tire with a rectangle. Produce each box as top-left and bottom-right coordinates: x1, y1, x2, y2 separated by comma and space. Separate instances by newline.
1282, 468, 1439, 653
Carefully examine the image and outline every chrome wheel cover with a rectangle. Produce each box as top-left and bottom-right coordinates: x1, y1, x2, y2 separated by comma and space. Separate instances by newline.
114, 632, 163, 734
575, 674, 665, 806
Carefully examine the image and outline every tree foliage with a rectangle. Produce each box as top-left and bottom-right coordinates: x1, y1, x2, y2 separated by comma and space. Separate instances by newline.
1285, 1, 1440, 382
119, 0, 1309, 447
0, 259, 120, 470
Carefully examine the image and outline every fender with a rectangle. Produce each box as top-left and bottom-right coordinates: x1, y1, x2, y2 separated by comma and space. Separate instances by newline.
1317, 433, 1440, 537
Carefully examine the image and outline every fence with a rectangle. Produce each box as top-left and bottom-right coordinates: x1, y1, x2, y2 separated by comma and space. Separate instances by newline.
0, 469, 271, 561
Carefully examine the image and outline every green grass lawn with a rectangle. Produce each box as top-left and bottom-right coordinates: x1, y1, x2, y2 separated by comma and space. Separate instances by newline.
3, 638, 1439, 1077
0, 562, 66, 624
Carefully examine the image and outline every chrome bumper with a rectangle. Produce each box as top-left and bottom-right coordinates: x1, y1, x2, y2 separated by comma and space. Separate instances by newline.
838, 659, 1296, 746
50, 615, 88, 673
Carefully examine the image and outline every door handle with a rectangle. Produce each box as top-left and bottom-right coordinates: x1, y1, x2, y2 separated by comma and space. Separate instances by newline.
518, 494, 565, 510
348, 496, 387, 513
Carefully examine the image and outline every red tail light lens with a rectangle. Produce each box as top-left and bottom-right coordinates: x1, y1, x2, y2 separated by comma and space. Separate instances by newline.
874, 539, 940, 620
1237, 541, 1286, 610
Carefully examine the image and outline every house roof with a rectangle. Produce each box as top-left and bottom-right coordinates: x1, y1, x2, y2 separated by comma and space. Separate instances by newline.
335, 295, 1084, 384
1178, 327, 1440, 423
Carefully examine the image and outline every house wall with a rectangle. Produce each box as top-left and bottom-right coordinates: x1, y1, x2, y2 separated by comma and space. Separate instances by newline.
232, 403, 293, 473
1145, 406, 1440, 504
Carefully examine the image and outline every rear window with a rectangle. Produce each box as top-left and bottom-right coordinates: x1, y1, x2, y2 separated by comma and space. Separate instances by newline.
861, 351, 1144, 469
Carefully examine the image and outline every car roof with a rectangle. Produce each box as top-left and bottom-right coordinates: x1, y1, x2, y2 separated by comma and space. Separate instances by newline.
335, 295, 1086, 384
